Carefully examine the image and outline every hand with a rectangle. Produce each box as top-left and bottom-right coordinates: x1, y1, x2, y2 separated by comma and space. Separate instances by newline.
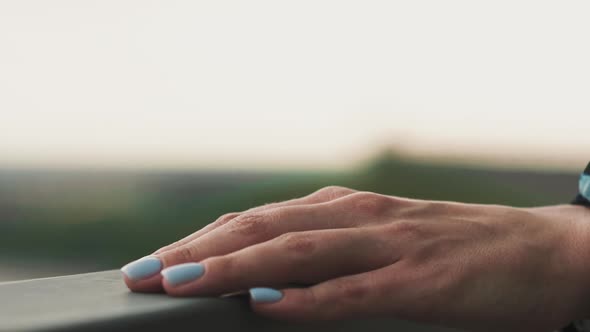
122, 186, 590, 332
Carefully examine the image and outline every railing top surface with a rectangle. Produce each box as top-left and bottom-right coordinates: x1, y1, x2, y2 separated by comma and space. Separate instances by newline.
0, 270, 460, 332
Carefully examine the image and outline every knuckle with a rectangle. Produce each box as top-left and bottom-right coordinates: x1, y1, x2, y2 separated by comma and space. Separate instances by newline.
347, 192, 393, 216
170, 245, 197, 264
385, 221, 424, 239
403, 201, 460, 218
216, 212, 240, 225
421, 201, 456, 214
313, 186, 355, 200
387, 200, 451, 222
278, 232, 317, 256
229, 213, 271, 236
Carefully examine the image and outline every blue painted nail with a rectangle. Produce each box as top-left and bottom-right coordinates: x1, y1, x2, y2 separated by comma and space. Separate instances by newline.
161, 263, 205, 286
121, 256, 162, 280
249, 287, 283, 303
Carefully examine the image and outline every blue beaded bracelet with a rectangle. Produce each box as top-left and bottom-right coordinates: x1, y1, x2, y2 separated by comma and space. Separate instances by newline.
572, 163, 590, 207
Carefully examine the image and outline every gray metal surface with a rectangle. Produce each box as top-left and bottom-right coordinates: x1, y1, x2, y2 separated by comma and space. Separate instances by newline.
0, 270, 462, 332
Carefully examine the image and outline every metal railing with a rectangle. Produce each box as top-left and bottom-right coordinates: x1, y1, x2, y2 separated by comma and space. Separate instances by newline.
0, 270, 460, 332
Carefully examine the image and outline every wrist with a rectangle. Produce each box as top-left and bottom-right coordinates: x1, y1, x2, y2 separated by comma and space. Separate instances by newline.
531, 205, 590, 319
572, 205, 590, 318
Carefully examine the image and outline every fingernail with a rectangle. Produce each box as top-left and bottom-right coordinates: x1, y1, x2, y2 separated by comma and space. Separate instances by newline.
161, 263, 205, 286
121, 256, 162, 280
249, 287, 283, 303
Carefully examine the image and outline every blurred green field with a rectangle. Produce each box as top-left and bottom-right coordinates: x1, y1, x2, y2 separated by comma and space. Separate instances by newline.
0, 154, 580, 273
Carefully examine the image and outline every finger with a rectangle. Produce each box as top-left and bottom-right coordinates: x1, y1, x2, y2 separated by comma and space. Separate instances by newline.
152, 212, 240, 254
156, 196, 384, 270
251, 268, 393, 321
125, 190, 403, 295
124, 188, 358, 292
153, 186, 356, 254
160, 227, 398, 296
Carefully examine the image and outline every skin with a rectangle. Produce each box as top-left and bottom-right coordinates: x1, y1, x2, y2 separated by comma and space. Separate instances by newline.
123, 186, 590, 332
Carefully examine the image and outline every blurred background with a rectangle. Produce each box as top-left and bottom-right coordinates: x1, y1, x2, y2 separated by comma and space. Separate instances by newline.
0, 1, 588, 282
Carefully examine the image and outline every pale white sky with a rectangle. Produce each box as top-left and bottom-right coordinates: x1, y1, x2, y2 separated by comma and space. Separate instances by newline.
0, 1, 588, 170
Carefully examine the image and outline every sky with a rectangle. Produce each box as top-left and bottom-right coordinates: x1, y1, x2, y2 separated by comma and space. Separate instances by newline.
0, 1, 589, 171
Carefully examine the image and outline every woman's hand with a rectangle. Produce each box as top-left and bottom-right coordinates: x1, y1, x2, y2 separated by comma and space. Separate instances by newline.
121, 186, 590, 332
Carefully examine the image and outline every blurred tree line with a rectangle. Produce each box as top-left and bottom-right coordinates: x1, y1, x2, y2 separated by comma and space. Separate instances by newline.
0, 152, 578, 269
